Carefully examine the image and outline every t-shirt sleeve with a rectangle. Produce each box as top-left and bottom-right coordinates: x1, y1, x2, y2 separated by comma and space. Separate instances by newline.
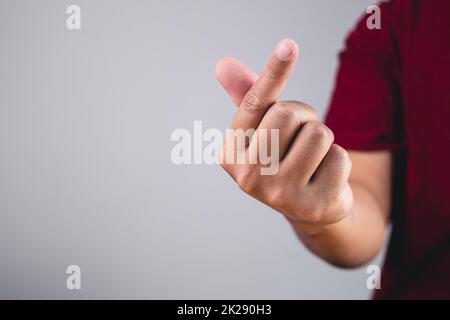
325, 1, 405, 151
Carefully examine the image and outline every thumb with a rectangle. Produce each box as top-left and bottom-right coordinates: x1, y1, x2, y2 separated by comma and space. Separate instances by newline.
215, 57, 258, 107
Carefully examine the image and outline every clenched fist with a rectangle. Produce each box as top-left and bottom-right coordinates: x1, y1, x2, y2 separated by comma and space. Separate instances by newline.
216, 39, 353, 226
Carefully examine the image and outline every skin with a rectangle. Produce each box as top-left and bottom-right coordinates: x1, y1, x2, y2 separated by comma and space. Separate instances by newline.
215, 39, 392, 268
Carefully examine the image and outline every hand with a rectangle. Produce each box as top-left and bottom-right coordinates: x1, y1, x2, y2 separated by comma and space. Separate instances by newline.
216, 39, 353, 226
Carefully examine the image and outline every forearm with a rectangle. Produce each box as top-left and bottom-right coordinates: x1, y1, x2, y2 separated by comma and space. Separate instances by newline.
288, 183, 389, 268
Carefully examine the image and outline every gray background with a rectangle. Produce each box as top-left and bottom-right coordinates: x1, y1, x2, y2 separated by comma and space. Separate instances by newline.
0, 0, 385, 299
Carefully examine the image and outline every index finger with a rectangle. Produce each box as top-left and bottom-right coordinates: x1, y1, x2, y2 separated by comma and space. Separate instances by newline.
232, 38, 299, 131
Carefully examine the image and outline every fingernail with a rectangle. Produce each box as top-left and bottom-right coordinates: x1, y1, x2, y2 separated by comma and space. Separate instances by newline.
275, 39, 294, 61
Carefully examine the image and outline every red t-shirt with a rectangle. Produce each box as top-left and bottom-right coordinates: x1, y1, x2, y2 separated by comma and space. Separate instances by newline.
325, 0, 450, 299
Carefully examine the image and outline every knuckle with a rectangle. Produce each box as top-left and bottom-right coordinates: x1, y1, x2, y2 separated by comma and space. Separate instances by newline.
303, 121, 334, 145
268, 101, 318, 124
299, 103, 319, 119
241, 89, 268, 114
291, 101, 319, 120
269, 101, 297, 120
329, 144, 351, 168
236, 170, 258, 194
267, 187, 289, 210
